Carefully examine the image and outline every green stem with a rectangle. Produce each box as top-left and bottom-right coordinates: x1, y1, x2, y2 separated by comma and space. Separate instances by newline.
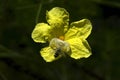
92, 0, 120, 8
35, 0, 43, 24
0, 72, 7, 80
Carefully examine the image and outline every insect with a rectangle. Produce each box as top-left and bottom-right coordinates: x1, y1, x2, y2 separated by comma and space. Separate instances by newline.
50, 38, 70, 57
54, 48, 63, 57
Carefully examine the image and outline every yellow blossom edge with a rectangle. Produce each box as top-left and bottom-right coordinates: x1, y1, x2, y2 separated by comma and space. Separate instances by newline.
40, 47, 61, 62
46, 7, 69, 33
65, 19, 92, 40
66, 38, 92, 59
31, 23, 52, 43
31, 22, 66, 43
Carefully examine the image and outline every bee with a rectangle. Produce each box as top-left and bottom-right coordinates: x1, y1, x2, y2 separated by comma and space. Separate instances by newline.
50, 38, 70, 57
54, 48, 63, 58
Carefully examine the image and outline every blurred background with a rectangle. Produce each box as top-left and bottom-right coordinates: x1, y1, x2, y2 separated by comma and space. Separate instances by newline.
0, 0, 120, 80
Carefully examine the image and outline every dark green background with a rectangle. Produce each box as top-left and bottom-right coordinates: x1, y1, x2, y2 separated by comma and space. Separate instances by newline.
0, 0, 120, 80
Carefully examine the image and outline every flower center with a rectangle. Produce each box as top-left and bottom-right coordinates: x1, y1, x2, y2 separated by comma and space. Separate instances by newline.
58, 36, 64, 40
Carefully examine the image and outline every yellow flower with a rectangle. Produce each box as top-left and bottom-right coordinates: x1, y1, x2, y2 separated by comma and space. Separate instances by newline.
31, 7, 92, 62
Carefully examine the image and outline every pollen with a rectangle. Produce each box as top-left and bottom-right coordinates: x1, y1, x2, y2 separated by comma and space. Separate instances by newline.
59, 36, 64, 40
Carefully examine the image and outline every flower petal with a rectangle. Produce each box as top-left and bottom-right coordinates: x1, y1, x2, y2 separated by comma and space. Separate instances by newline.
31, 23, 52, 43
66, 38, 91, 59
46, 7, 69, 33
40, 47, 57, 62
65, 19, 92, 40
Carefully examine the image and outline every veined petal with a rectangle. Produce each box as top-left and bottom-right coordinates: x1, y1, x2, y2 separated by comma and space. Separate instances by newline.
46, 7, 69, 33
40, 47, 57, 62
65, 19, 92, 40
31, 23, 52, 43
66, 38, 91, 59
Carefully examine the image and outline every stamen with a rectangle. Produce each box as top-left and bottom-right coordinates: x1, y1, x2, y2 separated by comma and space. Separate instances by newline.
59, 36, 64, 40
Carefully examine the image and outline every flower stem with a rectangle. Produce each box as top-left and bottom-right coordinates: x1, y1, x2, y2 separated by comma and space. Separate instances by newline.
35, 0, 43, 24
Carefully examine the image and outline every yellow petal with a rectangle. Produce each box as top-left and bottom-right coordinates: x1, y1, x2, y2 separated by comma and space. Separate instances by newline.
65, 19, 92, 40
66, 38, 91, 59
40, 47, 56, 62
31, 23, 52, 43
46, 7, 69, 33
